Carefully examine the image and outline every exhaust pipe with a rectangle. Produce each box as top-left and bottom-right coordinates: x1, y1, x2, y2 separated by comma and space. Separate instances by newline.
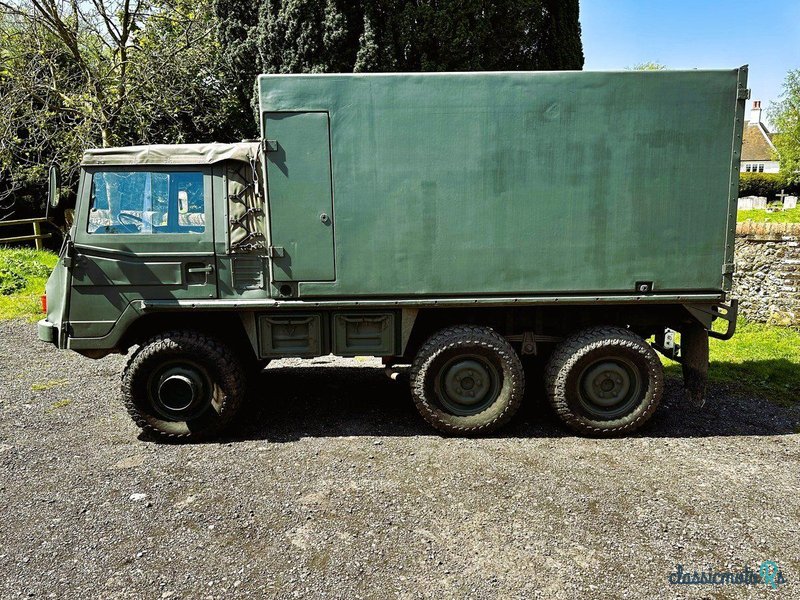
384, 365, 406, 381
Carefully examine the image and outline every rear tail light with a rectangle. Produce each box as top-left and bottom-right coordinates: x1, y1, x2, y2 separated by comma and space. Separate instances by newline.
41, 294, 47, 314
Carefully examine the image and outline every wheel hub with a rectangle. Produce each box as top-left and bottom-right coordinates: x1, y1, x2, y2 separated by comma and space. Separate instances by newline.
582, 362, 631, 407
149, 364, 209, 419
443, 359, 492, 406
576, 356, 644, 420
158, 373, 197, 412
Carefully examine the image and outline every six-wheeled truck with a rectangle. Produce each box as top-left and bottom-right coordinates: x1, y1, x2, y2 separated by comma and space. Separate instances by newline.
38, 68, 746, 439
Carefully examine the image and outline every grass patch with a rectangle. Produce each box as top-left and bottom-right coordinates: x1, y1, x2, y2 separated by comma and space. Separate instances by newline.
0, 246, 58, 321
48, 399, 72, 411
737, 207, 800, 223
31, 378, 69, 391
663, 319, 800, 404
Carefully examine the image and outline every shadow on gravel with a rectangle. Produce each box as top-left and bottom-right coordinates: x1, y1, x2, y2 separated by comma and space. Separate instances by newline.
161, 366, 799, 445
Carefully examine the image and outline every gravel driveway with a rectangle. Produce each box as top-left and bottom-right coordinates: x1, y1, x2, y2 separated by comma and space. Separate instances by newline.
1, 319, 798, 598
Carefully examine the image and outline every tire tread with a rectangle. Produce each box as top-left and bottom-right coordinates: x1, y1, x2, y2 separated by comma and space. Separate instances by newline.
121, 330, 245, 441
409, 325, 524, 435
544, 326, 663, 436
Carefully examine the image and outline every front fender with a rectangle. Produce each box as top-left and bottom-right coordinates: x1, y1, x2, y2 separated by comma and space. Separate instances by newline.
66, 300, 144, 355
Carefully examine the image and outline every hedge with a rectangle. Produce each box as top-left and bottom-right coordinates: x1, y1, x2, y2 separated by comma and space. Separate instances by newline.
739, 172, 800, 199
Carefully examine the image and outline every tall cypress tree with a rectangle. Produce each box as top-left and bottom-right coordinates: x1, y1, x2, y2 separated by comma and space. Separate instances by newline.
214, 0, 583, 137
215, 0, 262, 137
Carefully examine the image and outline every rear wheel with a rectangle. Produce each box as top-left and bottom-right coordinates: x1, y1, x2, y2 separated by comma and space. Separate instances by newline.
410, 326, 524, 435
545, 326, 663, 436
121, 330, 245, 440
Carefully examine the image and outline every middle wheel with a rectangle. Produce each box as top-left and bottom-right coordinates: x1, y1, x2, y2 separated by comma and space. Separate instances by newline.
410, 325, 524, 435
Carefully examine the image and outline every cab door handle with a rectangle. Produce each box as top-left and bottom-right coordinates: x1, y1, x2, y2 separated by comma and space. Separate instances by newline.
186, 262, 214, 285
187, 264, 214, 274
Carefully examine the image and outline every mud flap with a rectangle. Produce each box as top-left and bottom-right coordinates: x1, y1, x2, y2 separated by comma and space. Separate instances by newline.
681, 323, 709, 407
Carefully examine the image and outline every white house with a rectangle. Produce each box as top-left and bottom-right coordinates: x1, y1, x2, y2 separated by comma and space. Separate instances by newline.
740, 100, 779, 174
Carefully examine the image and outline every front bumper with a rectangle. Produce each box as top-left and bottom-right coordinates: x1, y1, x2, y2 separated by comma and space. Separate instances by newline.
37, 319, 57, 345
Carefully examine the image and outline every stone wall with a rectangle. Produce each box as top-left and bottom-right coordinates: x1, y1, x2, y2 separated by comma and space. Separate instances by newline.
733, 222, 800, 325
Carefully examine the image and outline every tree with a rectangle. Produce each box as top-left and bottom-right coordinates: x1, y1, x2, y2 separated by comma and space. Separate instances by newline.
769, 69, 800, 184
628, 62, 667, 71
0, 0, 235, 216
214, 0, 584, 138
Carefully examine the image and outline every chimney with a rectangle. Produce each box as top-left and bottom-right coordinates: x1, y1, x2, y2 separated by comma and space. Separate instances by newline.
750, 100, 762, 124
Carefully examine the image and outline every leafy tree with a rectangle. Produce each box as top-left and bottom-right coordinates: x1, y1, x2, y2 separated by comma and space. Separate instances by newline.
215, 0, 584, 137
628, 62, 667, 71
769, 69, 800, 184
0, 0, 235, 216
739, 172, 799, 199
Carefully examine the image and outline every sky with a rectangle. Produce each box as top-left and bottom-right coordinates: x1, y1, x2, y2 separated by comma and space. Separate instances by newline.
580, 0, 800, 128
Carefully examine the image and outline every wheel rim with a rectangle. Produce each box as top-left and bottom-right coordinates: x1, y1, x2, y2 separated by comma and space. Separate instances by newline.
578, 357, 642, 419
147, 359, 213, 421
435, 355, 501, 416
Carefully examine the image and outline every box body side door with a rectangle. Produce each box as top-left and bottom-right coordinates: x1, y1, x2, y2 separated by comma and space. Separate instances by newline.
263, 111, 335, 283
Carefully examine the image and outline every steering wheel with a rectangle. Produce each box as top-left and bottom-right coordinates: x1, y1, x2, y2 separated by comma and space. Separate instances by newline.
116, 212, 143, 232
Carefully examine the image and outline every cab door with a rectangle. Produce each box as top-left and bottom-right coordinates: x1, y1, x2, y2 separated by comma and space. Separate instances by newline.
68, 167, 216, 339
264, 111, 335, 282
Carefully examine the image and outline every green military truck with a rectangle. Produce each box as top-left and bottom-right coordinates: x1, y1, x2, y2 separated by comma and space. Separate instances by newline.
38, 68, 746, 440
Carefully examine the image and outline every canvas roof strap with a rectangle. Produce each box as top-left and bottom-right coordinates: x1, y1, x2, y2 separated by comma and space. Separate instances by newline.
228, 152, 266, 254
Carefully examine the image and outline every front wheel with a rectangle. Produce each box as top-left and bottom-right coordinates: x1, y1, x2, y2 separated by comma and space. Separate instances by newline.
545, 326, 663, 436
121, 330, 246, 441
410, 325, 524, 435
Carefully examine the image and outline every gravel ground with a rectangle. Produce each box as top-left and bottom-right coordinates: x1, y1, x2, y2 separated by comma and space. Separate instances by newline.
1, 318, 799, 599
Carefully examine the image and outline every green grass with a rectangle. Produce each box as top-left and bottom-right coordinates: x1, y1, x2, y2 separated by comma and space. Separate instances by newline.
0, 246, 58, 321
48, 399, 72, 412
663, 319, 800, 404
31, 378, 69, 391
737, 207, 800, 223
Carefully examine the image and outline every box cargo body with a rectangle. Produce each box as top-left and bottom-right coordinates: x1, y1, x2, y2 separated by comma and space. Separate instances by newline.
259, 69, 745, 298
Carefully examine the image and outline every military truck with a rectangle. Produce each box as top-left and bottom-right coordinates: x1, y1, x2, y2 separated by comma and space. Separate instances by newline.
38, 68, 746, 440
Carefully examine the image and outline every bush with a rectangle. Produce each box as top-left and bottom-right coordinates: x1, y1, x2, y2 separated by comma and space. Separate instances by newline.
0, 266, 26, 295
739, 172, 800, 199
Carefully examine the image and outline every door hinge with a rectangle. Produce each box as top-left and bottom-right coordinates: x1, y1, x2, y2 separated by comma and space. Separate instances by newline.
60, 321, 70, 348
264, 140, 278, 153
722, 262, 735, 276
61, 239, 75, 268
268, 246, 285, 258
737, 87, 751, 100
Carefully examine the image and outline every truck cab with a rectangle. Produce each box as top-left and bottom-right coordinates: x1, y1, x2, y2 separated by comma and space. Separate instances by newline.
39, 143, 264, 350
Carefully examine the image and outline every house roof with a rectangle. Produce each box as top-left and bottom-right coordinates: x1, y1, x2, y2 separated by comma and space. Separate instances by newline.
741, 121, 777, 161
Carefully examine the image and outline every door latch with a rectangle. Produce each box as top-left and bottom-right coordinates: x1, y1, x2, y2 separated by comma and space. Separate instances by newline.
187, 264, 214, 274
186, 263, 214, 286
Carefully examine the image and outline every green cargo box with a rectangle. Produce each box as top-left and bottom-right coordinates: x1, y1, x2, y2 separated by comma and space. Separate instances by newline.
258, 69, 746, 299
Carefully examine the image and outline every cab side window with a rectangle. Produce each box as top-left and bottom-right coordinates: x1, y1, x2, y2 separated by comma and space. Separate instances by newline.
88, 170, 205, 234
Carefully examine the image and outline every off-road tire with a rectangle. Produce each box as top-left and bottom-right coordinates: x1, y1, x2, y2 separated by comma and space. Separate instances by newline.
121, 330, 246, 441
410, 326, 524, 435
545, 326, 663, 436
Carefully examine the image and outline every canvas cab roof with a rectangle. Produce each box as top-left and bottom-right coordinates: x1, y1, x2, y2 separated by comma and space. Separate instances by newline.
81, 142, 261, 166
